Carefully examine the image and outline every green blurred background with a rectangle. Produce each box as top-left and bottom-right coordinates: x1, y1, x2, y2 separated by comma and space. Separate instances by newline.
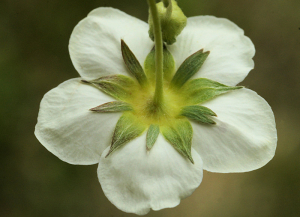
1, 0, 300, 216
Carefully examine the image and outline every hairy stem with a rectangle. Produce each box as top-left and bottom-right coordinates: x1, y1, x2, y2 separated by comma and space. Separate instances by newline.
148, 0, 164, 107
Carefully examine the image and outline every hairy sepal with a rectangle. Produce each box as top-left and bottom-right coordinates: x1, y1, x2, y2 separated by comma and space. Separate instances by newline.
81, 75, 136, 101
180, 105, 216, 125
144, 45, 175, 82
181, 78, 243, 104
171, 49, 210, 88
106, 113, 146, 157
146, 124, 160, 150
161, 119, 194, 163
121, 40, 147, 86
90, 101, 132, 113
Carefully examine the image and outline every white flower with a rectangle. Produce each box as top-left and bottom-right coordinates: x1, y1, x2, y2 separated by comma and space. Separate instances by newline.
35, 7, 277, 215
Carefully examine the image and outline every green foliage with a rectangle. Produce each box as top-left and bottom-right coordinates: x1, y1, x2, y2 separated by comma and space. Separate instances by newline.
146, 124, 160, 150
181, 78, 243, 104
106, 113, 146, 157
171, 49, 210, 88
81, 75, 136, 100
144, 44, 175, 82
180, 105, 217, 124
121, 39, 147, 85
90, 101, 132, 113
161, 119, 194, 163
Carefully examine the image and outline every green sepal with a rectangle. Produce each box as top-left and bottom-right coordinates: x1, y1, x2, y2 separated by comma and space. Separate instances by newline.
81, 75, 136, 101
181, 78, 243, 104
106, 113, 146, 157
161, 119, 194, 164
180, 105, 217, 125
144, 45, 175, 83
170, 49, 210, 88
90, 101, 132, 113
121, 40, 147, 85
146, 124, 160, 150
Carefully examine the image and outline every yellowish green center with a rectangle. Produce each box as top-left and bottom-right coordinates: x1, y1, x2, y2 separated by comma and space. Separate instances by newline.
124, 81, 186, 127
82, 40, 241, 163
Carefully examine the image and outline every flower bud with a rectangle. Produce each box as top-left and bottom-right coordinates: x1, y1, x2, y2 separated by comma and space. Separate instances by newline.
148, 0, 187, 45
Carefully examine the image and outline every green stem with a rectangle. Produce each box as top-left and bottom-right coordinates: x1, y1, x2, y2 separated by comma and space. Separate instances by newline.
162, 0, 169, 7
163, 0, 172, 19
148, 0, 164, 107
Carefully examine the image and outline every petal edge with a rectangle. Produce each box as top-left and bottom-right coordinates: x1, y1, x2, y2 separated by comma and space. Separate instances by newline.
69, 7, 153, 80
35, 78, 121, 165
169, 15, 255, 86
98, 134, 203, 215
192, 88, 277, 173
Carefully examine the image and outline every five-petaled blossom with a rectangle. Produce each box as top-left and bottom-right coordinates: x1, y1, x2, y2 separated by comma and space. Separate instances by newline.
35, 7, 277, 215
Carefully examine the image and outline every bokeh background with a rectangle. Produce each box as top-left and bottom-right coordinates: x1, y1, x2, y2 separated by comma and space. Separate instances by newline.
1, 0, 300, 216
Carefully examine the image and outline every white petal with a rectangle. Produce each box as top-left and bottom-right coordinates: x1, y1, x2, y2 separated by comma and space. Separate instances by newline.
191, 88, 277, 173
168, 16, 255, 86
69, 7, 153, 80
98, 134, 203, 215
35, 78, 121, 165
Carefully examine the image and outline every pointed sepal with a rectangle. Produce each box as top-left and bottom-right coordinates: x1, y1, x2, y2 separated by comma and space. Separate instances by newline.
81, 75, 136, 101
171, 49, 210, 88
180, 105, 216, 125
106, 113, 146, 157
90, 101, 132, 113
161, 119, 194, 163
121, 40, 147, 86
181, 78, 243, 104
144, 45, 175, 82
146, 124, 160, 150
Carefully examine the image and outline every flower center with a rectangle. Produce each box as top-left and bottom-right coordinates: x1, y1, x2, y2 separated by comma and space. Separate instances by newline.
83, 33, 241, 162
126, 83, 185, 127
